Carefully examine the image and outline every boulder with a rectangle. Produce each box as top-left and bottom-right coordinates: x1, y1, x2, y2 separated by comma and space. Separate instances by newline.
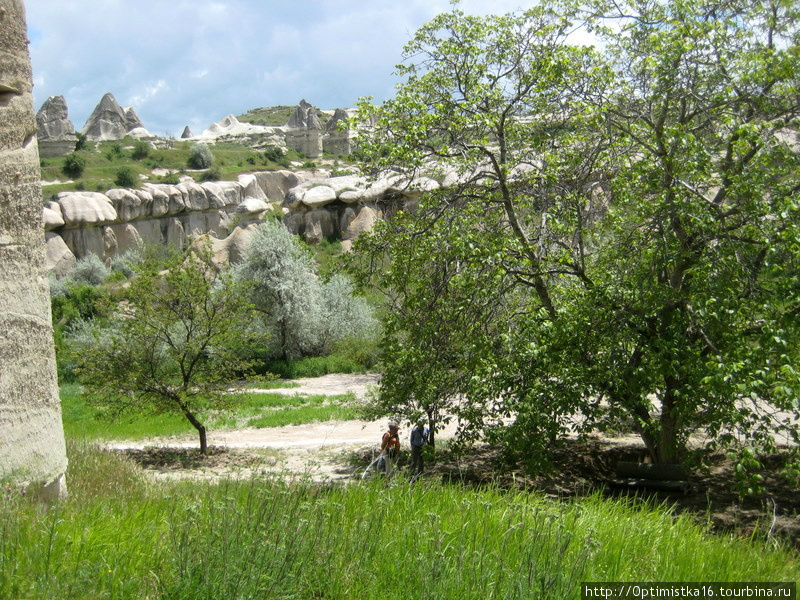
304, 209, 334, 244
301, 185, 337, 208
42, 201, 64, 230
236, 198, 271, 215
45, 233, 76, 276
237, 173, 267, 201
177, 181, 209, 211
253, 170, 302, 204
342, 204, 378, 240
55, 191, 117, 226
106, 188, 142, 222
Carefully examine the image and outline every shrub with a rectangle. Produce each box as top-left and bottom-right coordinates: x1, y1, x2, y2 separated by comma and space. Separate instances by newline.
110, 248, 142, 279
198, 166, 222, 182
69, 253, 110, 286
130, 139, 150, 160
159, 170, 180, 184
105, 142, 123, 161
263, 146, 285, 163
62, 152, 86, 179
74, 132, 87, 151
114, 166, 138, 188
302, 161, 317, 169
188, 143, 214, 169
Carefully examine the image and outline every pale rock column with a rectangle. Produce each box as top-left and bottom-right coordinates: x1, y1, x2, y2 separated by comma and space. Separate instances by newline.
0, 0, 68, 499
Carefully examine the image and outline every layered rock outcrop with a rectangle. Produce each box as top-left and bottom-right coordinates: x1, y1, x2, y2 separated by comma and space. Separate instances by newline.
81, 92, 152, 141
1, 0, 68, 500
43, 171, 301, 269
35, 95, 78, 157
285, 99, 323, 158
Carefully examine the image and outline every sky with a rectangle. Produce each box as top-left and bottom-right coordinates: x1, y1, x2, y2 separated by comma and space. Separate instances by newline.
25, 0, 541, 137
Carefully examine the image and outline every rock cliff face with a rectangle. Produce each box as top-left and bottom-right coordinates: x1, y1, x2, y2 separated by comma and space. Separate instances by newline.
81, 92, 151, 141
44, 171, 299, 270
0, 0, 68, 500
35, 95, 78, 157
43, 169, 435, 269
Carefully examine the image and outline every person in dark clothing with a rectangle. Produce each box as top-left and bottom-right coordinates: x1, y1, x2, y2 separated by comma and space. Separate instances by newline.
409, 422, 427, 476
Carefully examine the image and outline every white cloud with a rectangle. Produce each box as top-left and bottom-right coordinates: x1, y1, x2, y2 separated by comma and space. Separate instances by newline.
24, 0, 543, 133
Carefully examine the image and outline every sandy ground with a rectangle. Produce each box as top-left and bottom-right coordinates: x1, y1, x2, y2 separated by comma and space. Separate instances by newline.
105, 373, 459, 482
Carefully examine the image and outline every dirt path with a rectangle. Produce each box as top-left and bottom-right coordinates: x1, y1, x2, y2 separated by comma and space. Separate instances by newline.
106, 373, 457, 482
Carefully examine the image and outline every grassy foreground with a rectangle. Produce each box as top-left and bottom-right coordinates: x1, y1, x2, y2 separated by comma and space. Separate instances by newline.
1, 442, 796, 600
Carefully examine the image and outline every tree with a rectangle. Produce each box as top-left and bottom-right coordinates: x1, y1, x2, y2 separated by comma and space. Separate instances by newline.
352, 0, 800, 474
71, 244, 258, 453
188, 143, 214, 169
235, 220, 378, 360
62, 152, 86, 179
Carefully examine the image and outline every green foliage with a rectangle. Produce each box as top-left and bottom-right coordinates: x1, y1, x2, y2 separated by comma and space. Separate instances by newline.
130, 139, 150, 160
105, 141, 123, 161
69, 243, 262, 453
262, 146, 285, 163
1, 443, 796, 599
188, 142, 214, 169
159, 170, 180, 184
74, 132, 87, 151
352, 0, 800, 475
198, 165, 222, 182
61, 152, 86, 179
113, 165, 138, 188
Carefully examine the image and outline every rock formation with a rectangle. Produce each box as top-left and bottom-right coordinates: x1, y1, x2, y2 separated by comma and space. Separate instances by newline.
285, 99, 323, 158
322, 108, 353, 155
35, 95, 78, 157
0, 0, 68, 500
181, 125, 193, 138
81, 92, 151, 141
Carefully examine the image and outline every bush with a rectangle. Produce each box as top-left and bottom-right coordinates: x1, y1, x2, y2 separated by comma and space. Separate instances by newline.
188, 143, 214, 169
74, 132, 87, 151
130, 139, 150, 160
110, 248, 142, 279
159, 170, 180, 184
70, 253, 110, 286
62, 152, 86, 179
263, 146, 285, 163
114, 166, 138, 188
105, 142, 123, 161
198, 166, 222, 182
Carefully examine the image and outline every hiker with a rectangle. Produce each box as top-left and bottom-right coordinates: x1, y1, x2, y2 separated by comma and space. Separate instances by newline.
409, 422, 427, 476
379, 422, 401, 475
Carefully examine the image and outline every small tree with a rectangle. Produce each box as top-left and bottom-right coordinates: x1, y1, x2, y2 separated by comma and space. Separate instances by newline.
62, 152, 86, 179
71, 243, 258, 453
114, 166, 138, 188
188, 143, 214, 169
130, 139, 150, 160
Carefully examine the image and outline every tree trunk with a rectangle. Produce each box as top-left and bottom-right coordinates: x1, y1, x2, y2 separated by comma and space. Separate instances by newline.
426, 407, 436, 448
179, 402, 208, 454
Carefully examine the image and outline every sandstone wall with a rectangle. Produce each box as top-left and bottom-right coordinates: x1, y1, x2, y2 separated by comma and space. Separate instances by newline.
0, 0, 68, 499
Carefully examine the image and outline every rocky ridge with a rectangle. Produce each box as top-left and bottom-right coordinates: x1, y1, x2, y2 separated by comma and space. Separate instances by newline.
43, 170, 442, 274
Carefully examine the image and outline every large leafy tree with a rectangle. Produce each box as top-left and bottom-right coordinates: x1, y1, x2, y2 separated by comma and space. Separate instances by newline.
71, 244, 258, 454
352, 0, 800, 473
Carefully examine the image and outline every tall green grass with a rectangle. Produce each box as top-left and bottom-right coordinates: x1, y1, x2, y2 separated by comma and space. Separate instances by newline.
1, 442, 796, 600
